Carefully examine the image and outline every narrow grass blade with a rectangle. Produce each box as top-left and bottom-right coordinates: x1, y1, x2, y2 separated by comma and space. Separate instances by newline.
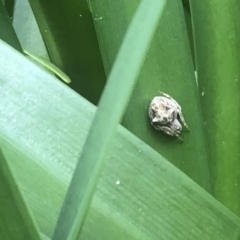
53, 1, 166, 239
0, 148, 41, 240
24, 50, 71, 83
190, 0, 240, 216
0, 40, 240, 239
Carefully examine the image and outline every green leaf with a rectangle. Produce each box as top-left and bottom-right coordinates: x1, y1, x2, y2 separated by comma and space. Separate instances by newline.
13, 1, 69, 83
53, 1, 166, 239
0, 148, 41, 240
190, 0, 240, 216
0, 0, 22, 51
2, 0, 14, 20
24, 50, 71, 83
28, 0, 106, 104
13, 0, 49, 59
1, 38, 240, 240
89, 0, 211, 191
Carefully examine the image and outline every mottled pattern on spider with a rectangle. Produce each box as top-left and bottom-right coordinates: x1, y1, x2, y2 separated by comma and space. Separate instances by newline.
148, 92, 189, 141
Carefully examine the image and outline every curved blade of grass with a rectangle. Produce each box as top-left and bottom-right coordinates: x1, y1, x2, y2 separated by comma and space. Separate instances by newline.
190, 0, 240, 217
28, 0, 106, 104
89, 0, 211, 192
1, 40, 240, 240
53, 1, 166, 239
0, 148, 41, 240
24, 50, 71, 83
0, 0, 22, 51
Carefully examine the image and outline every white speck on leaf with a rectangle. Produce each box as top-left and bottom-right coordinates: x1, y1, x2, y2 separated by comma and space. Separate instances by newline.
79, 14, 82, 17
94, 16, 102, 20
116, 180, 120, 185
201, 92, 204, 96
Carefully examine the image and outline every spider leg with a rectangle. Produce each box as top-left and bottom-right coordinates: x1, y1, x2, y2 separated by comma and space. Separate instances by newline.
158, 125, 183, 141
158, 91, 172, 99
178, 111, 190, 131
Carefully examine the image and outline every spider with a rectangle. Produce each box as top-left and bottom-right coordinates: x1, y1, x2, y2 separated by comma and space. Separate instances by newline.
148, 92, 189, 141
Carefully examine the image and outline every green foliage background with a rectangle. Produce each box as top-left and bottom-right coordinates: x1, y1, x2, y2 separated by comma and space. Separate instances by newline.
1, 0, 240, 239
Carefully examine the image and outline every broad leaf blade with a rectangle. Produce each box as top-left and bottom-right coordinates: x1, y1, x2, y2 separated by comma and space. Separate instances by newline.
190, 0, 240, 216
89, 0, 211, 192
0, 40, 240, 239
0, 148, 41, 240
28, 0, 106, 104
0, 1, 22, 51
53, 1, 166, 239
13, 0, 49, 58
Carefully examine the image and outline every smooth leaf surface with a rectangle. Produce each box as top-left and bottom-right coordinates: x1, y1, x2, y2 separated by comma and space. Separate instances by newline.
3, 0, 14, 18
13, 0, 69, 81
190, 0, 240, 217
0, 1, 22, 51
13, 0, 49, 59
24, 50, 71, 83
0, 148, 41, 240
0, 41, 240, 240
89, 0, 211, 192
182, 0, 195, 68
53, 1, 166, 239
28, 0, 106, 104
